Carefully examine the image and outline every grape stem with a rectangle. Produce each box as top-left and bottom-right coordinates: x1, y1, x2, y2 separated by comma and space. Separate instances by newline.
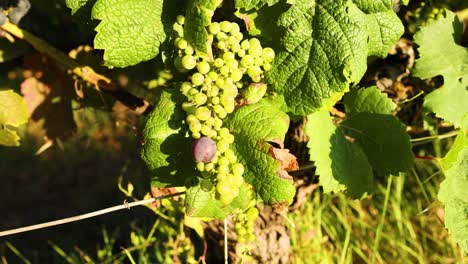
0, 21, 159, 103
0, 192, 185, 237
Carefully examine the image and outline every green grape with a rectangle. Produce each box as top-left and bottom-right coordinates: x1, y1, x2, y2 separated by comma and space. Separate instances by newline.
227, 36, 238, 46
194, 93, 208, 105
188, 88, 199, 96
224, 84, 238, 97
214, 58, 224, 68
230, 68, 243, 82
196, 162, 205, 171
208, 86, 219, 97
215, 78, 225, 87
176, 15, 185, 25
220, 21, 232, 33
214, 118, 223, 130
248, 44, 263, 56
208, 22, 220, 35
181, 55, 197, 70
205, 117, 215, 126
234, 32, 243, 42
217, 41, 227, 50
230, 23, 240, 34
254, 57, 264, 66
196, 60, 210, 74
200, 179, 214, 192
237, 227, 247, 237
176, 38, 188, 50
223, 52, 235, 61
208, 71, 219, 81
185, 46, 194, 55
247, 66, 262, 82
246, 207, 259, 221
230, 43, 241, 53
195, 107, 211, 121
232, 163, 244, 177
213, 104, 224, 114
224, 101, 235, 114
205, 162, 215, 171
218, 164, 229, 174
192, 132, 201, 139
225, 149, 237, 163
201, 125, 212, 136
211, 96, 220, 105
218, 111, 227, 119
192, 73, 205, 86
186, 114, 198, 123
241, 55, 254, 67
216, 32, 228, 41
220, 66, 230, 77
189, 122, 202, 133
240, 40, 250, 50
237, 49, 246, 58
262, 47, 275, 62
217, 140, 230, 153
263, 62, 272, 71
219, 128, 230, 138
182, 102, 196, 114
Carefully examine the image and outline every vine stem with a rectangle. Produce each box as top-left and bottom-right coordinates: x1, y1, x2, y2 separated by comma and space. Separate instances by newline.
0, 192, 185, 237
0, 21, 115, 91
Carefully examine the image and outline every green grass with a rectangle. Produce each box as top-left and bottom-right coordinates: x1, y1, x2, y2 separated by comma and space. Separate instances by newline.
289, 159, 467, 264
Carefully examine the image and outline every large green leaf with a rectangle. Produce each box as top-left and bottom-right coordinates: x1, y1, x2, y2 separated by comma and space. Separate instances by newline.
184, 0, 220, 54
265, 0, 402, 115
441, 130, 467, 171
353, 0, 392, 13
65, 0, 94, 14
185, 183, 253, 218
342, 113, 413, 176
92, 0, 166, 67
234, 0, 280, 10
140, 89, 194, 187
0, 90, 28, 147
413, 11, 468, 128
344, 87, 396, 115
364, 10, 404, 58
438, 147, 468, 252
224, 99, 296, 206
306, 111, 373, 197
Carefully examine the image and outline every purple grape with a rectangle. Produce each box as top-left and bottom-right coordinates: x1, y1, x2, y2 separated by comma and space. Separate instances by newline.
192, 137, 217, 163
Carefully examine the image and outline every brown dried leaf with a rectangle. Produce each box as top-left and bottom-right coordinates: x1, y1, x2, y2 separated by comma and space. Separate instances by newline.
269, 147, 299, 180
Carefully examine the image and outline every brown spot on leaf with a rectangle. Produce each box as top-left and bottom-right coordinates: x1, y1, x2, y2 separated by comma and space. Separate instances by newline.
150, 186, 179, 209
238, 13, 253, 31
269, 146, 299, 180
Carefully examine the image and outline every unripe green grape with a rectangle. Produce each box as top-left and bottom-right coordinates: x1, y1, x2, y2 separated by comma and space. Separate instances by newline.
241, 55, 254, 67
200, 179, 214, 192
209, 22, 221, 35
176, 15, 185, 25
225, 149, 237, 163
219, 192, 235, 205
213, 104, 224, 114
218, 164, 230, 175
214, 58, 224, 68
236, 227, 247, 237
209, 130, 217, 139
180, 82, 192, 95
217, 140, 230, 153
211, 155, 219, 164
262, 47, 275, 62
186, 114, 198, 123
226, 133, 235, 144
249, 38, 261, 47
240, 40, 250, 50
246, 207, 259, 221
182, 102, 196, 114
224, 102, 235, 114
237, 49, 246, 58
189, 121, 202, 133
205, 117, 215, 126
195, 107, 211, 121
176, 38, 188, 50
208, 86, 219, 97
214, 118, 223, 129
192, 73, 205, 86
208, 71, 219, 81
204, 77, 213, 85
220, 66, 230, 77
196, 162, 205, 171
220, 94, 235, 106
230, 23, 240, 34
254, 57, 264, 66
227, 60, 239, 70
232, 163, 244, 177
185, 46, 194, 55
230, 68, 243, 82
246, 233, 255, 242
231, 43, 241, 53
220, 21, 232, 33
218, 111, 227, 119
181, 55, 197, 70
219, 128, 230, 139
197, 60, 210, 74
223, 52, 235, 61
247, 66, 262, 82
217, 41, 227, 50
215, 78, 225, 87
201, 125, 212, 136
234, 32, 243, 42
192, 132, 201, 139
194, 93, 208, 105
236, 82, 243, 88
201, 84, 209, 92
227, 36, 238, 46
211, 96, 220, 105
205, 162, 215, 171
263, 62, 272, 71
216, 32, 228, 41
188, 88, 199, 96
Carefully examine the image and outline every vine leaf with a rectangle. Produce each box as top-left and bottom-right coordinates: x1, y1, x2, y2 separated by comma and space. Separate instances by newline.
141, 88, 194, 188
224, 99, 296, 207
353, 0, 392, 13
0, 89, 28, 146
184, 0, 221, 54
306, 110, 373, 197
306, 87, 413, 196
265, 0, 403, 116
185, 183, 254, 219
438, 146, 468, 253
344, 87, 396, 116
440, 130, 467, 171
364, 9, 404, 58
92, 0, 166, 67
65, 0, 94, 15
234, 0, 280, 11
413, 11, 468, 128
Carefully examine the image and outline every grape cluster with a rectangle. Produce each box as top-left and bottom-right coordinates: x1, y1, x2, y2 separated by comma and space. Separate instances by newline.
172, 16, 274, 205
234, 207, 259, 243
407, 2, 445, 33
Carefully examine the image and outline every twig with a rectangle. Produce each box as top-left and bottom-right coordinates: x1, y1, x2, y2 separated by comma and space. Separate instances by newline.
411, 130, 459, 147
0, 192, 185, 237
